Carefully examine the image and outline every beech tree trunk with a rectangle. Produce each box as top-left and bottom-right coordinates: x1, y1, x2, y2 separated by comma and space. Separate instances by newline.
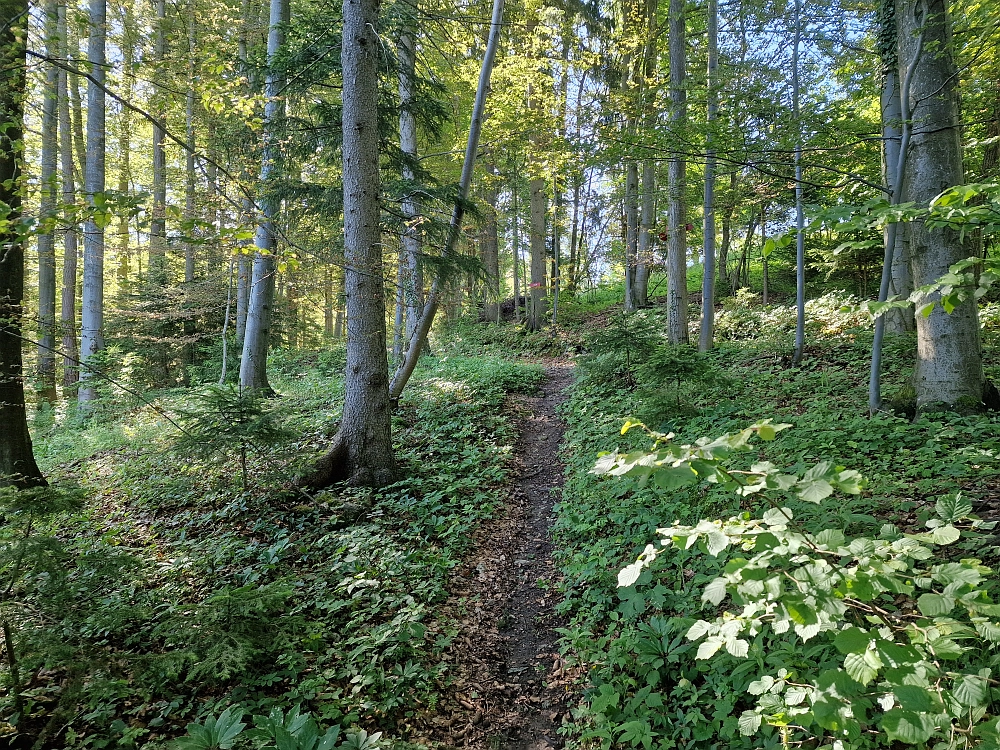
699, 0, 718, 352
398, 23, 424, 345
528, 177, 548, 329
386, 0, 503, 400
880, 9, 914, 335
481, 169, 501, 322
623, 162, 639, 311
899, 0, 983, 410
0, 0, 45, 486
78, 0, 107, 406
36, 0, 59, 404
58, 3, 79, 393
149, 0, 168, 283
791, 0, 806, 363
666, 0, 688, 343
239, 0, 287, 392
184, 14, 197, 284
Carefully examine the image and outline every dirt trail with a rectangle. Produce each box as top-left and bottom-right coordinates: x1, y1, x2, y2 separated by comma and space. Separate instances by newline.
419, 364, 575, 749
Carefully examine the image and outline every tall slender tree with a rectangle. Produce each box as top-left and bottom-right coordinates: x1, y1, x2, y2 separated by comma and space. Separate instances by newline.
36, 0, 59, 404
899, 0, 983, 409
791, 0, 806, 364
0, 0, 45, 486
78, 0, 108, 406
306, 0, 397, 487
666, 0, 688, 343
58, 3, 79, 392
398, 20, 424, 346
239, 0, 287, 392
699, 0, 719, 352
149, 0, 168, 283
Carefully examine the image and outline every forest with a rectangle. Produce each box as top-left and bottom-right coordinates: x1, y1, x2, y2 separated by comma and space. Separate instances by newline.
2, 0, 1000, 745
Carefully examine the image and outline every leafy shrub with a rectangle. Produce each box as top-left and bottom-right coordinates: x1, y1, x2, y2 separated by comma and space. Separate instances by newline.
600, 422, 1000, 749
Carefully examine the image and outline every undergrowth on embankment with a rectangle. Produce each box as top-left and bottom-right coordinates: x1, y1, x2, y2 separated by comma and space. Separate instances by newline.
550, 294, 1000, 749
2, 353, 542, 749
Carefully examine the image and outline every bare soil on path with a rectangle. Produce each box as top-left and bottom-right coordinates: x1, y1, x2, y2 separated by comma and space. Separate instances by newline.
418, 363, 577, 749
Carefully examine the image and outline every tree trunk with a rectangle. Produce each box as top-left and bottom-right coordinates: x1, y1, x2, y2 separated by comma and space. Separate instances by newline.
387, 0, 504, 399
398, 23, 424, 346
184, 13, 197, 284
761, 205, 769, 304
323, 264, 334, 339
320, 0, 397, 487
58, 3, 79, 393
36, 0, 59, 404
512, 176, 521, 322
528, 177, 547, 329
880, 16, 914, 335
791, 0, 806, 363
0, 0, 45, 486
239, 0, 288, 392
666, 0, 688, 343
633, 0, 658, 306
899, 0, 983, 410
78, 0, 107, 406
699, 0, 718, 351
481, 168, 501, 322
149, 0, 168, 284
624, 160, 639, 311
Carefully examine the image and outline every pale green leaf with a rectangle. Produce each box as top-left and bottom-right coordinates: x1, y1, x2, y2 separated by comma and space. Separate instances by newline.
917, 592, 955, 617
738, 712, 762, 736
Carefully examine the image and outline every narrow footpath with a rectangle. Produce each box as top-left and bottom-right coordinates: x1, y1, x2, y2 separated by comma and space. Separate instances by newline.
421, 364, 575, 749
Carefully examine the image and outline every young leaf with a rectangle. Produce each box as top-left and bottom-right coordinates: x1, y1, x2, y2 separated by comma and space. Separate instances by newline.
917, 593, 955, 617
738, 712, 762, 736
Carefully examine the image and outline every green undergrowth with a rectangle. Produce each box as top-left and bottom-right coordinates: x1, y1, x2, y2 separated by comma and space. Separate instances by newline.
5, 354, 543, 749
553, 296, 1000, 749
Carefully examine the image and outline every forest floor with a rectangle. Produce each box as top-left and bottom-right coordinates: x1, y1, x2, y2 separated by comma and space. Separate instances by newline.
422, 363, 576, 750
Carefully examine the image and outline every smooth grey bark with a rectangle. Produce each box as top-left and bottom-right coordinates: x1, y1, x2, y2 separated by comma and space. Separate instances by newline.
68, 54, 86, 190
633, 0, 657, 305
239, 0, 287, 392
761, 206, 769, 304
393, 248, 405, 361
235, 250, 250, 345
635, 162, 654, 307
58, 4, 79, 392
699, 0, 719, 352
149, 0, 167, 283
398, 24, 424, 345
310, 0, 397, 487
114, 1, 135, 289
218, 258, 234, 384
37, 0, 59, 404
482, 170, 501, 322
388, 0, 504, 400
528, 177, 547, 329
623, 162, 639, 311
568, 176, 581, 294
666, 0, 688, 343
512, 177, 521, 322
870, 0, 920, 413
78, 0, 107, 406
0, 0, 45, 486
899, 0, 983, 409
791, 0, 806, 364
883, 72, 913, 335
184, 14, 197, 284
552, 181, 561, 325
